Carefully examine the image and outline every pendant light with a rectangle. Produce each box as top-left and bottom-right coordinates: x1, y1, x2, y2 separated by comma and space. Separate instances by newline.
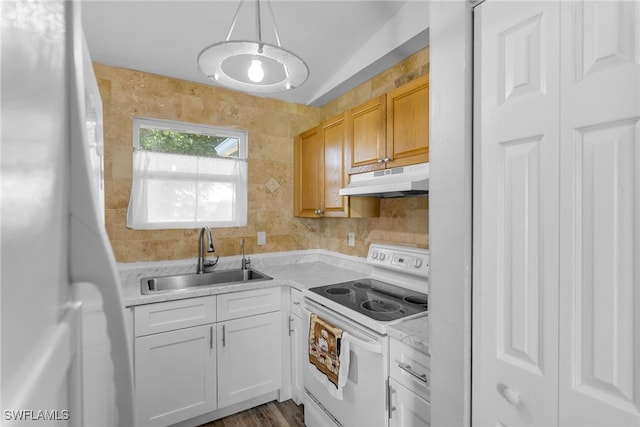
197, 0, 309, 93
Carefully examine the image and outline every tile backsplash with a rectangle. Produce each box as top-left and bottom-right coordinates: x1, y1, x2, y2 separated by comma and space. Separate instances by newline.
96, 48, 428, 262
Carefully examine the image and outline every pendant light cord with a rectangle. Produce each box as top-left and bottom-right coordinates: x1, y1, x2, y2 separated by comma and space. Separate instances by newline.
224, 0, 282, 49
266, 0, 282, 47
256, 0, 263, 53
225, 0, 245, 41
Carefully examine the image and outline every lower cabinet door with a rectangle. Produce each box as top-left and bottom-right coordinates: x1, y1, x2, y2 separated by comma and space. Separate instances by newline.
290, 313, 304, 404
217, 311, 282, 408
135, 324, 216, 426
389, 377, 431, 427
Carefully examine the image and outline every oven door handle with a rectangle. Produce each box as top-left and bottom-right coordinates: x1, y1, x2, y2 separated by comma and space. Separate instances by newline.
343, 331, 382, 354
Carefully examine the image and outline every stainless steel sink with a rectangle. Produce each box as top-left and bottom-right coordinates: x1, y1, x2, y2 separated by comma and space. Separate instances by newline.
140, 268, 273, 294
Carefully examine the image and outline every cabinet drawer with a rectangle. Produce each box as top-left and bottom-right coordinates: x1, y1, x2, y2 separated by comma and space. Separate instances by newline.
217, 287, 281, 321
290, 287, 303, 317
390, 339, 430, 402
134, 296, 217, 337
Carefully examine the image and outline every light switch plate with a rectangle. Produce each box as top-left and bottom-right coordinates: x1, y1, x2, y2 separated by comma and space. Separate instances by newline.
348, 232, 355, 247
257, 231, 266, 245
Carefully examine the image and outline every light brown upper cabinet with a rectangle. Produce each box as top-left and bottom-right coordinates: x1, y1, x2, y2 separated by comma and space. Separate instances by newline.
346, 95, 387, 174
293, 125, 323, 217
294, 115, 379, 218
387, 74, 429, 168
346, 74, 429, 174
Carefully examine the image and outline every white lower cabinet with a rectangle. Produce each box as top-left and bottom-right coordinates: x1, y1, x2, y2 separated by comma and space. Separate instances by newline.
389, 377, 431, 427
133, 287, 283, 426
389, 338, 430, 427
135, 324, 216, 426
217, 311, 282, 408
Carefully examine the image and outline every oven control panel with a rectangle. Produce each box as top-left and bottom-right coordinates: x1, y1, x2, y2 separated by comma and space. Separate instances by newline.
367, 243, 429, 278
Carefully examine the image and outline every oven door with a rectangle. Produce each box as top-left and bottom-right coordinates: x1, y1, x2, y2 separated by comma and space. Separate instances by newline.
302, 298, 389, 427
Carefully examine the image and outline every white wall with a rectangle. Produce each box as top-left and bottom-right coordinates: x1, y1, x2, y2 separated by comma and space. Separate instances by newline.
429, 1, 474, 425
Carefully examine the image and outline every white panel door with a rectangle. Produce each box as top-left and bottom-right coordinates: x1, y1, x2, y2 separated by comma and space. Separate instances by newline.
473, 1, 561, 425
559, 1, 640, 425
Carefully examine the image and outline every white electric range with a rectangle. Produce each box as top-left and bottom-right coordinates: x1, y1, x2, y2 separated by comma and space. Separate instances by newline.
302, 243, 429, 427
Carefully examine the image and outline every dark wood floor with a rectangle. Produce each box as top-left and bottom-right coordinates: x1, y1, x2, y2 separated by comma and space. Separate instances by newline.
198, 400, 304, 427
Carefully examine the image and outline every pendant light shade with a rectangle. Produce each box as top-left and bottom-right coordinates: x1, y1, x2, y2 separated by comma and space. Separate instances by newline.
197, 0, 309, 93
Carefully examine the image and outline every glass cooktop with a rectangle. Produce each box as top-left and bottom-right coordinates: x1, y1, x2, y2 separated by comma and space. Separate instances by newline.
309, 278, 428, 322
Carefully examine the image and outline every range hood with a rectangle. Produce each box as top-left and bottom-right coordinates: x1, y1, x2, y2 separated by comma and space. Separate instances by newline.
339, 162, 429, 198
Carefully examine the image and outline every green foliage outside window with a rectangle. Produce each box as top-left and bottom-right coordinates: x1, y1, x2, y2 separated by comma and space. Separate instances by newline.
139, 128, 239, 158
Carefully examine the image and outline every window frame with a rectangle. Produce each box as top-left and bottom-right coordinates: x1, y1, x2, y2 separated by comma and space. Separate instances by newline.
128, 117, 248, 229
133, 117, 248, 159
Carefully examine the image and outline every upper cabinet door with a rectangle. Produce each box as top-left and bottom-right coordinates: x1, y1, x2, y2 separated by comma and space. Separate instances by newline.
346, 95, 387, 174
321, 114, 349, 217
386, 75, 430, 168
293, 118, 379, 218
293, 126, 322, 217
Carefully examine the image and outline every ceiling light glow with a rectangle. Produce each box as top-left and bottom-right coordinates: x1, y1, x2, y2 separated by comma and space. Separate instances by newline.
247, 59, 264, 83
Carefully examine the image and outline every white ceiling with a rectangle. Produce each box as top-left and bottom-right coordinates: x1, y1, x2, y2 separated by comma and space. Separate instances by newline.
81, 1, 429, 106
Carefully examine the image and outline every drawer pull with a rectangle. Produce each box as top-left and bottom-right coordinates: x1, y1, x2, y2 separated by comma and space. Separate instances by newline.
398, 362, 428, 383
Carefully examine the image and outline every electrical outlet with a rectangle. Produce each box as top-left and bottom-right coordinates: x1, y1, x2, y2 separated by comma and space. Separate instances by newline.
257, 231, 266, 245
348, 232, 355, 247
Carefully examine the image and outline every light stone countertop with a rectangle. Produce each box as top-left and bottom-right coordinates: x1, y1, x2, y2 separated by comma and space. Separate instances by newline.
388, 316, 430, 354
119, 248, 429, 354
119, 249, 370, 307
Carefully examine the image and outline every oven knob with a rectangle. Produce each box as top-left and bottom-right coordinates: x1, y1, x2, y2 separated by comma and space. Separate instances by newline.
379, 253, 386, 261
414, 259, 423, 268
372, 251, 379, 260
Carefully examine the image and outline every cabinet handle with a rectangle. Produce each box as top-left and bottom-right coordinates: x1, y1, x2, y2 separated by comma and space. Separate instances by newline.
293, 301, 300, 306
289, 315, 294, 336
377, 158, 384, 164
387, 381, 396, 418
209, 326, 213, 349
222, 325, 226, 347
314, 209, 324, 215
398, 362, 428, 383
383, 157, 390, 163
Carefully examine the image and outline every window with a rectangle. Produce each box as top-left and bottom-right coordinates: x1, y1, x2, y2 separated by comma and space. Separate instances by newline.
127, 117, 248, 229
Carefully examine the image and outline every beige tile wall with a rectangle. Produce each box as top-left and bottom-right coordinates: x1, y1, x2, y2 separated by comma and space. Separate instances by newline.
96, 47, 428, 262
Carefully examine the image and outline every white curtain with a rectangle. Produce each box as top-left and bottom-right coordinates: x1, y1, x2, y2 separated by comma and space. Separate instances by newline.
126, 150, 247, 229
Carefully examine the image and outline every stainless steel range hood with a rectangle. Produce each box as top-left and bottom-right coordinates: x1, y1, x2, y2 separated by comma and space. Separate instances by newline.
339, 162, 429, 198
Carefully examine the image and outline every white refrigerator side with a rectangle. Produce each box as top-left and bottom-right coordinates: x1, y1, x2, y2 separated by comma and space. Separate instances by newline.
67, 1, 134, 426
1, 1, 83, 424
1, 1, 134, 426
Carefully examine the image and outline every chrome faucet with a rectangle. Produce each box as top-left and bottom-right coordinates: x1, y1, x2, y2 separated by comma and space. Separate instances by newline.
197, 227, 218, 274
240, 238, 251, 270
